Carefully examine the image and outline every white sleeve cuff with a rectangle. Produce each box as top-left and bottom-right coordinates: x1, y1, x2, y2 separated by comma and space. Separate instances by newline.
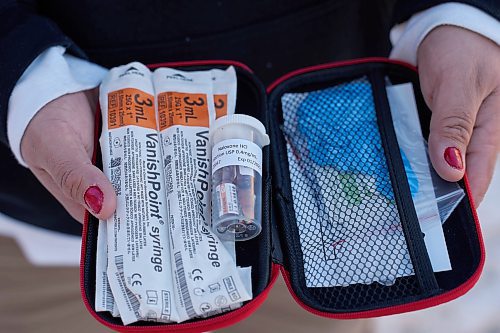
390, 2, 500, 65
7, 46, 108, 167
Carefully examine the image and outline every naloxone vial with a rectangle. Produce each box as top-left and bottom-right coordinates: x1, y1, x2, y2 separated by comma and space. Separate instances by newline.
211, 114, 270, 241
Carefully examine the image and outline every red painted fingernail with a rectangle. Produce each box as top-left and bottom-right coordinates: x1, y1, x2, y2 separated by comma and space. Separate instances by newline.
84, 186, 103, 214
444, 147, 464, 170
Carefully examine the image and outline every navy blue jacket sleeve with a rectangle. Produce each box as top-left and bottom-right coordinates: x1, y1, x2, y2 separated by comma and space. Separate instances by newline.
394, 0, 500, 24
0, 1, 85, 146
0, 0, 498, 149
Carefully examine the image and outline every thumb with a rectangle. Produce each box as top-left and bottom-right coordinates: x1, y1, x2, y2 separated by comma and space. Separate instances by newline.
44, 138, 117, 220
424, 75, 482, 182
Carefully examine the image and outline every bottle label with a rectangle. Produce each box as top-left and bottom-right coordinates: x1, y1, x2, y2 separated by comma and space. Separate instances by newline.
215, 182, 240, 217
212, 139, 263, 175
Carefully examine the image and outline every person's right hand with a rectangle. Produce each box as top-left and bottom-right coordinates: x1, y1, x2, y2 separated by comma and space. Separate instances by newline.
418, 26, 500, 206
20, 88, 116, 223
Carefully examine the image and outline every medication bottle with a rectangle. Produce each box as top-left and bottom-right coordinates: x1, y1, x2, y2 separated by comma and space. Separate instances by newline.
211, 114, 270, 241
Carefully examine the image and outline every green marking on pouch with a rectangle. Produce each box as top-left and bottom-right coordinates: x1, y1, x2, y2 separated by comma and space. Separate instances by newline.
339, 173, 362, 206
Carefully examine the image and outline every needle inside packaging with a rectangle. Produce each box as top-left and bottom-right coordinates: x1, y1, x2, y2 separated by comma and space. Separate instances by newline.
96, 64, 253, 325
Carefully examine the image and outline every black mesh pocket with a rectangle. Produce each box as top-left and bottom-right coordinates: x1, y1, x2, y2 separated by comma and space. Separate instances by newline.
276, 75, 437, 311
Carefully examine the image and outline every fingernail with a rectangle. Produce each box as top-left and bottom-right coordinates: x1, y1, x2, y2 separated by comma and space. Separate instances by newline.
444, 147, 464, 170
84, 186, 103, 214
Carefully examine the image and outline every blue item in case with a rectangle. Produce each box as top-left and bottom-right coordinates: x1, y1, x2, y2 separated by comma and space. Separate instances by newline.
295, 79, 415, 201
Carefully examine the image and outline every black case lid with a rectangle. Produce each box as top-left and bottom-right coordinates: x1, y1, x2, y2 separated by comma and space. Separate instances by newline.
265, 59, 483, 315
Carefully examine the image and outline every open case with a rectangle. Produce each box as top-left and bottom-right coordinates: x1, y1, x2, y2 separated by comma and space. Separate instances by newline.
81, 58, 485, 332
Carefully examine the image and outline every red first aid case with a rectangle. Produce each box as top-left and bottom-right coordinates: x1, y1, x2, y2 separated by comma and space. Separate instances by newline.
81, 58, 484, 332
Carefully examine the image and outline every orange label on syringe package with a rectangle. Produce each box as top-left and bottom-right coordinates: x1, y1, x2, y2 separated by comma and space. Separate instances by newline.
107, 88, 156, 130
214, 94, 228, 119
157, 92, 209, 130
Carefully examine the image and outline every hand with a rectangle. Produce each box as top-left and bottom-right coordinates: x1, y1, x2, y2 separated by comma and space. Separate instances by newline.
21, 89, 116, 223
418, 25, 500, 206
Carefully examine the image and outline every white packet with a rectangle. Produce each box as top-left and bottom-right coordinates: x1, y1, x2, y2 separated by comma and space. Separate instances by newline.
206, 66, 244, 309
154, 67, 252, 321
211, 66, 239, 260
95, 220, 115, 313
386, 82, 454, 272
112, 302, 120, 317
95, 219, 121, 318
99, 62, 178, 324
211, 66, 237, 120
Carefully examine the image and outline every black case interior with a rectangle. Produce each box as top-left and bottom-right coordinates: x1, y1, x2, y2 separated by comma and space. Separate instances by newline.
82, 61, 482, 327
267, 62, 482, 313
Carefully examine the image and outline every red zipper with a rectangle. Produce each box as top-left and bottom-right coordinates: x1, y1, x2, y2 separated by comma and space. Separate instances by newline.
267, 58, 486, 318
147, 59, 253, 72
266, 57, 416, 93
280, 226, 484, 319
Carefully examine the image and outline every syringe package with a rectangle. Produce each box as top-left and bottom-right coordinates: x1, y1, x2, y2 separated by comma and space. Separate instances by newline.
81, 59, 485, 332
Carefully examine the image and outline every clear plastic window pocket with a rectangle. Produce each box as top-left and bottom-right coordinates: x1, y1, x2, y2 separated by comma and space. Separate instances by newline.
268, 62, 483, 315
282, 77, 417, 288
82, 60, 484, 332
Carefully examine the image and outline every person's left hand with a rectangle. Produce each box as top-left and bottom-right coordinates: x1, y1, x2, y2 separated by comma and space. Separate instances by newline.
21, 88, 117, 223
417, 25, 500, 206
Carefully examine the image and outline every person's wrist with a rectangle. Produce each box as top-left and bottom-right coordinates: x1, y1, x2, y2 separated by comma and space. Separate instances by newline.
390, 3, 500, 66
7, 46, 107, 166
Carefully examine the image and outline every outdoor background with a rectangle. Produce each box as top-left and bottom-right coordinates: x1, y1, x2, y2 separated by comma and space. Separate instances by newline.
0, 157, 498, 332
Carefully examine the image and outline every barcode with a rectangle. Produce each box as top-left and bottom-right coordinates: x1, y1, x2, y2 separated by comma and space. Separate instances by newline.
104, 274, 114, 310
174, 252, 197, 318
229, 184, 238, 212
217, 183, 239, 217
115, 255, 141, 315
116, 255, 124, 271
105, 290, 114, 310
110, 166, 122, 195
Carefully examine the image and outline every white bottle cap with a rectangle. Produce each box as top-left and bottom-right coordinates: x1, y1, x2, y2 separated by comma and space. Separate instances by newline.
212, 114, 270, 146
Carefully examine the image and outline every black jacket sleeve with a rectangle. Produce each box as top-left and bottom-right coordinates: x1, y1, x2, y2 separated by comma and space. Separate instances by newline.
0, 1, 85, 146
394, 0, 500, 25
